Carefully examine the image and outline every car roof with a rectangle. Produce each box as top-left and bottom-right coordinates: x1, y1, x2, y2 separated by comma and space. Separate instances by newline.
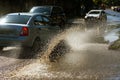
89, 10, 104, 12
7, 12, 43, 16
31, 5, 62, 8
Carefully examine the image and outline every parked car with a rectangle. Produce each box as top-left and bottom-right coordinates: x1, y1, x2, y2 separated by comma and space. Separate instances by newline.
0, 13, 61, 52
29, 6, 66, 29
84, 10, 107, 25
111, 6, 120, 12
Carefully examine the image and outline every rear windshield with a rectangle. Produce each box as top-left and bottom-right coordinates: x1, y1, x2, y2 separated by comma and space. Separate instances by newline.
0, 15, 31, 24
30, 7, 51, 15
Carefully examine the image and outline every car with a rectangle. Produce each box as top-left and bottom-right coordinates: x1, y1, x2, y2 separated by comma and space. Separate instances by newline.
111, 6, 120, 12
29, 6, 66, 29
84, 10, 107, 25
0, 12, 61, 52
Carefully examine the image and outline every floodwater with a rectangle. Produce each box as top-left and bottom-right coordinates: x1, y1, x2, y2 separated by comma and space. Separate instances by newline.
1, 25, 119, 80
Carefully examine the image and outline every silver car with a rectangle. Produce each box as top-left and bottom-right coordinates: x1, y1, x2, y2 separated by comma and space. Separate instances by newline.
0, 13, 60, 52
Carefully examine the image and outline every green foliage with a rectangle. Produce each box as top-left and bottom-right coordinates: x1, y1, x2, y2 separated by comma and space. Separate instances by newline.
93, 0, 120, 6
93, 0, 102, 5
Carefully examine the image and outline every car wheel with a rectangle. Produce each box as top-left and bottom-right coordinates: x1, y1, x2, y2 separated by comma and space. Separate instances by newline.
49, 40, 70, 62
31, 38, 41, 53
19, 38, 42, 59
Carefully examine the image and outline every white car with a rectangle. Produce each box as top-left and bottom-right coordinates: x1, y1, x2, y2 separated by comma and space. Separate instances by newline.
85, 10, 107, 23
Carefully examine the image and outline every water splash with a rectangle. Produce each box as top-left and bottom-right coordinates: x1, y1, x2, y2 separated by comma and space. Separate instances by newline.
9, 23, 105, 79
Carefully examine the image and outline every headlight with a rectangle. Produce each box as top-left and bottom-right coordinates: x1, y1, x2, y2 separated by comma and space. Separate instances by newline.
85, 16, 87, 18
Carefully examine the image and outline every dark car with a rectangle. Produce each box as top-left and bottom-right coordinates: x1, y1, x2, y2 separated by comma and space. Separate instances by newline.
0, 13, 61, 52
29, 6, 66, 29
111, 6, 120, 12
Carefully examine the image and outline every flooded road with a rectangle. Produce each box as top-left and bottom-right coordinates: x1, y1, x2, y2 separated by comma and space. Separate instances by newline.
0, 24, 120, 80
2, 43, 120, 80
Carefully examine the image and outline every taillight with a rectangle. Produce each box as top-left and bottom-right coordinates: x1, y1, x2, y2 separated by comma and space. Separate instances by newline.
20, 27, 29, 36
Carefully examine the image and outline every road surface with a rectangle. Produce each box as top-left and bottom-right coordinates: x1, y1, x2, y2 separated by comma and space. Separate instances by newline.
0, 24, 120, 80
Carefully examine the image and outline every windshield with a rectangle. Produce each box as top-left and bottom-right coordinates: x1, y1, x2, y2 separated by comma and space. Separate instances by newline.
89, 11, 100, 14
0, 15, 31, 24
30, 7, 51, 15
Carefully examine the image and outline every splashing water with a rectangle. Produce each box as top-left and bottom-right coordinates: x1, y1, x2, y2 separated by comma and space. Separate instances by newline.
9, 23, 103, 79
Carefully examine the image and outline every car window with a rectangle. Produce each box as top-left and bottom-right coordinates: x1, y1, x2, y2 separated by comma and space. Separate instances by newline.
34, 15, 43, 25
30, 7, 51, 15
89, 11, 100, 14
56, 7, 63, 14
102, 11, 105, 13
34, 16, 43, 21
52, 7, 62, 14
42, 16, 50, 23
0, 15, 31, 24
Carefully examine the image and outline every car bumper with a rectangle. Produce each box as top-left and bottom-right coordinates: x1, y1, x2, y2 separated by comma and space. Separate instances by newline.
0, 37, 32, 47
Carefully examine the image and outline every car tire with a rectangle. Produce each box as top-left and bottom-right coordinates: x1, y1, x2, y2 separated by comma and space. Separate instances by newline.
31, 38, 42, 53
19, 38, 43, 59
